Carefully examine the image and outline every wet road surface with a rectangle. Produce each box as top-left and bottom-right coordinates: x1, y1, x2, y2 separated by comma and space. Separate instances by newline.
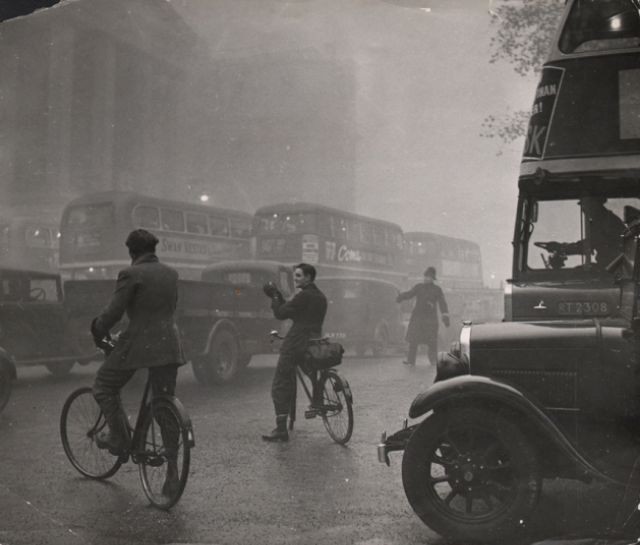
0, 354, 635, 545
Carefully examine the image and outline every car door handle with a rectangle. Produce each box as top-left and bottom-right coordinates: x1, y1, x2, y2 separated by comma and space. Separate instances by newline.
533, 300, 547, 310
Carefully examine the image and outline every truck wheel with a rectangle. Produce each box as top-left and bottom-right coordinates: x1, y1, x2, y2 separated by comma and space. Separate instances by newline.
207, 330, 240, 384
402, 407, 541, 543
0, 363, 12, 413
371, 325, 388, 357
46, 361, 75, 377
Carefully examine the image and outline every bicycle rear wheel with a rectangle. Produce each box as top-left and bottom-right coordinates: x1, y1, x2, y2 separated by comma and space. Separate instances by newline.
320, 370, 353, 445
138, 398, 191, 509
60, 386, 123, 479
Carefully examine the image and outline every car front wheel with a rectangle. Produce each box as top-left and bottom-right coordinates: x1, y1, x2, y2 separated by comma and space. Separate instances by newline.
401, 407, 541, 543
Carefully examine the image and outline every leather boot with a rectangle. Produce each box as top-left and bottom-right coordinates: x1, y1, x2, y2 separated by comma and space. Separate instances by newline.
262, 414, 289, 442
96, 411, 130, 456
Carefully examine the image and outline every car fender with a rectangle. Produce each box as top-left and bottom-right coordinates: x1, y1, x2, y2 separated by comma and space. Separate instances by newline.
0, 347, 17, 380
409, 374, 617, 485
204, 319, 240, 354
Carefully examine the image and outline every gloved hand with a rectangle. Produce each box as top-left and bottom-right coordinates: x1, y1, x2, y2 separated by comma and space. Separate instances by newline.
263, 282, 284, 302
90, 317, 111, 347
442, 315, 450, 328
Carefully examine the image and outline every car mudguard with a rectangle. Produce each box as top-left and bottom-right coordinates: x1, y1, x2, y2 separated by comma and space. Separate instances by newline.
204, 319, 240, 355
409, 374, 621, 486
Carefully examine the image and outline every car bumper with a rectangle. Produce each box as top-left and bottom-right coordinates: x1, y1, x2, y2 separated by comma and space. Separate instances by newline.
377, 419, 417, 466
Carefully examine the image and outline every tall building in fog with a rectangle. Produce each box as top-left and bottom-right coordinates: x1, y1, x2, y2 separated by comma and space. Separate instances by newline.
0, 0, 357, 222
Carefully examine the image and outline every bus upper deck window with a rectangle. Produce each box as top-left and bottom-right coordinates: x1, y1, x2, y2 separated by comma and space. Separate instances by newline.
186, 212, 208, 235
210, 216, 229, 236
161, 208, 185, 232
559, 0, 640, 53
229, 218, 251, 238
133, 206, 160, 229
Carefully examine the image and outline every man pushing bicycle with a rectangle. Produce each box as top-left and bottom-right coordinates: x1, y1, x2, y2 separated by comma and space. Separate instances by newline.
262, 263, 327, 442
90, 228, 186, 496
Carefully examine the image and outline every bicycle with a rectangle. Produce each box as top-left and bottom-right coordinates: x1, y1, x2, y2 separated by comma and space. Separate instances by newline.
270, 331, 354, 444
59, 336, 195, 509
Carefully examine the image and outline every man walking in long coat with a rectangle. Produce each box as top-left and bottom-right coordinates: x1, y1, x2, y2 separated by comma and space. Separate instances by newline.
396, 266, 449, 366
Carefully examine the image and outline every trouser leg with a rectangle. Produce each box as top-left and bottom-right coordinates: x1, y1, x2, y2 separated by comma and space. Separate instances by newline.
406, 343, 418, 365
93, 365, 136, 449
426, 332, 438, 365
148, 365, 181, 494
271, 352, 297, 416
149, 365, 180, 462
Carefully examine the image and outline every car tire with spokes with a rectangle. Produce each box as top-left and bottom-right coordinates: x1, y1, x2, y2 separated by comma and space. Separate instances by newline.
401, 407, 541, 543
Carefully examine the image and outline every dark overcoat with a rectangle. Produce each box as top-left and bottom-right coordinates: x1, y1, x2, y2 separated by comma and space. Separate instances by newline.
271, 282, 327, 355
397, 282, 448, 344
93, 253, 185, 370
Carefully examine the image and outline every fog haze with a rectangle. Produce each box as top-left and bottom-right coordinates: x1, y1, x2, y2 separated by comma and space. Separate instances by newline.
169, 0, 537, 285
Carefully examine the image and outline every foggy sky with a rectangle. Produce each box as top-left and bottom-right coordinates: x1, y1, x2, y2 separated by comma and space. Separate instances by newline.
169, 0, 538, 286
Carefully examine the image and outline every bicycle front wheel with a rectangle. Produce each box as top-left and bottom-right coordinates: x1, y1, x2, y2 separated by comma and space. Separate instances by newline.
60, 386, 123, 479
138, 398, 191, 509
320, 370, 353, 445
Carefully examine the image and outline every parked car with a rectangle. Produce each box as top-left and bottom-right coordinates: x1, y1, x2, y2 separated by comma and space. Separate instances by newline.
316, 276, 404, 357
0, 267, 97, 379
376, 221, 640, 542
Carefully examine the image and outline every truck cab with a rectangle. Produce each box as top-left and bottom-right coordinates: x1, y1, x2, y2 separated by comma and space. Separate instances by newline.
377, 1, 640, 542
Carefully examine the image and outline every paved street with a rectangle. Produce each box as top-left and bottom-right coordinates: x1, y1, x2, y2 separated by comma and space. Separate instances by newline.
0, 354, 633, 545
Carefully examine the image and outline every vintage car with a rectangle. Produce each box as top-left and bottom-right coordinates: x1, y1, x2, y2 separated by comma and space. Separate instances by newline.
0, 267, 97, 380
377, 212, 640, 542
316, 276, 405, 357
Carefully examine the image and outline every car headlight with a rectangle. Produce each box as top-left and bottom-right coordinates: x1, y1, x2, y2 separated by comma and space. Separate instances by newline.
435, 323, 471, 382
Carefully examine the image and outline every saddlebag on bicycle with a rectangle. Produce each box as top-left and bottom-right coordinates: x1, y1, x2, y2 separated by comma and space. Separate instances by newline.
304, 342, 344, 370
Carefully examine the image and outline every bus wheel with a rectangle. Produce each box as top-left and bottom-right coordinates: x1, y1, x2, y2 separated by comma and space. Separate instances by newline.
46, 361, 75, 377
207, 330, 240, 384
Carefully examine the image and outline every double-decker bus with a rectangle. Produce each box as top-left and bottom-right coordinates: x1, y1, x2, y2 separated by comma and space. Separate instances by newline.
403, 232, 484, 289
509, 0, 640, 320
0, 217, 60, 273
59, 191, 252, 280
252, 202, 407, 285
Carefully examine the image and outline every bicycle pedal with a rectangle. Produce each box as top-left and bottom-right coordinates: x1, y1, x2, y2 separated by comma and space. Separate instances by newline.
304, 409, 320, 419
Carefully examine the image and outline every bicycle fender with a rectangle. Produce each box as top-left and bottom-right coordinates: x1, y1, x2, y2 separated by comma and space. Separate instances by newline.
155, 394, 196, 448
340, 377, 353, 403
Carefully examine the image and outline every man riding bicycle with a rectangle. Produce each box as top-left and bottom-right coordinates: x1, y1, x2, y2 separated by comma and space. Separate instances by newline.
90, 229, 186, 496
262, 263, 327, 442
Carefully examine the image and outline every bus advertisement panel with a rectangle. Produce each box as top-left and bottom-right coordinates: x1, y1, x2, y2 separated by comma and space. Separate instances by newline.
521, 0, 640, 176
59, 191, 252, 279
252, 202, 407, 286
